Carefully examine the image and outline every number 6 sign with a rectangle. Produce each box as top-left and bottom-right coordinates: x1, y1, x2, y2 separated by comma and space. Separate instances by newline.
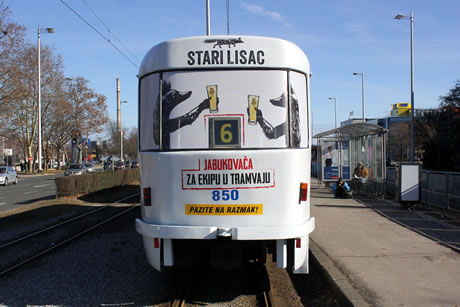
208, 117, 241, 148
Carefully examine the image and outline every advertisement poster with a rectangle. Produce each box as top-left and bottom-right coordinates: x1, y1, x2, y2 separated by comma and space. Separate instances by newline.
139, 70, 308, 151
341, 141, 350, 180
321, 140, 339, 181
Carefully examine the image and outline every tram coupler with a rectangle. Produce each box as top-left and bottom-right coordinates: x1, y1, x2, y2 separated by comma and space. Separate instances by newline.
217, 228, 232, 237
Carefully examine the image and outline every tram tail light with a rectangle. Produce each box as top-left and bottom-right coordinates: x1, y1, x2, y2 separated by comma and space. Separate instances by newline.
154, 238, 160, 248
299, 182, 308, 203
143, 187, 151, 206
296, 238, 301, 248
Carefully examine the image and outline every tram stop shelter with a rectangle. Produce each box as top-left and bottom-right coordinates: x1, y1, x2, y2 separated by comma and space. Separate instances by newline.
313, 123, 388, 196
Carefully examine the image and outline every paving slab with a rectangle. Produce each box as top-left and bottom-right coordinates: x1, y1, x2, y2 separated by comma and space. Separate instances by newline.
309, 186, 460, 306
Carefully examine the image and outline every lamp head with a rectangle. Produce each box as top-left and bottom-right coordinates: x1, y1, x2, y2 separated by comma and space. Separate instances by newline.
394, 14, 406, 20
46, 28, 55, 33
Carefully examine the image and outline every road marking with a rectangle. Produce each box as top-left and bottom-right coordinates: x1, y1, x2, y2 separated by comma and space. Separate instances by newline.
33, 184, 51, 188
24, 191, 36, 194
0, 203, 6, 206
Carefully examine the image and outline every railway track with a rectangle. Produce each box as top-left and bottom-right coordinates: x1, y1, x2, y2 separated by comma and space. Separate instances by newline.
169, 262, 276, 307
0, 193, 140, 277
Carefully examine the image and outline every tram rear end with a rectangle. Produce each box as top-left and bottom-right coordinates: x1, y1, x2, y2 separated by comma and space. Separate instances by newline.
136, 36, 315, 273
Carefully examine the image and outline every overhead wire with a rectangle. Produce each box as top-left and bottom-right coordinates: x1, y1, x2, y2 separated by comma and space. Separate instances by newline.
60, 0, 139, 69
81, 0, 140, 63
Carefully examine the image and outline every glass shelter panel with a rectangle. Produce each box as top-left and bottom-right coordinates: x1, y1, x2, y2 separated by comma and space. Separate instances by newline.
376, 135, 383, 179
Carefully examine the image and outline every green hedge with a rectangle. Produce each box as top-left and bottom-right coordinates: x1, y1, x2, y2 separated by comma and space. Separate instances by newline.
56, 169, 140, 197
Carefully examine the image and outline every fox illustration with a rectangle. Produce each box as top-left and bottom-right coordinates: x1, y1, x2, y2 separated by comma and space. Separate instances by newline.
153, 81, 216, 149
204, 37, 244, 48
249, 85, 301, 147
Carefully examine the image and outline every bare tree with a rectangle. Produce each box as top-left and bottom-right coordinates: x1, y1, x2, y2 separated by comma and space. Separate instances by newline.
65, 76, 109, 163
101, 119, 131, 158
40, 49, 64, 171
5, 43, 63, 173
0, 1, 26, 115
102, 119, 119, 156
124, 127, 138, 161
416, 81, 460, 171
46, 85, 73, 169
388, 121, 410, 162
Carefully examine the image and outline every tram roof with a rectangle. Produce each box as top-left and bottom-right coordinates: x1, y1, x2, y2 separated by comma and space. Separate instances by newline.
139, 35, 310, 78
313, 123, 388, 139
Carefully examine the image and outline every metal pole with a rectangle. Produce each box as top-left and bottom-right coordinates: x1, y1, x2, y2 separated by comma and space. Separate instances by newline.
226, 0, 230, 35
37, 25, 42, 173
120, 115, 123, 163
116, 78, 121, 161
361, 71, 365, 122
410, 11, 414, 162
328, 97, 337, 129
334, 98, 337, 129
206, 0, 211, 35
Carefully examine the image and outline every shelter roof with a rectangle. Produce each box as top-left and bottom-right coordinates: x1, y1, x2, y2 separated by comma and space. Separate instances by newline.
313, 123, 388, 139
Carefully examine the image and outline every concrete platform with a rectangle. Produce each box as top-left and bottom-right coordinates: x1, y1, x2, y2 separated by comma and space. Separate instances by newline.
309, 184, 460, 306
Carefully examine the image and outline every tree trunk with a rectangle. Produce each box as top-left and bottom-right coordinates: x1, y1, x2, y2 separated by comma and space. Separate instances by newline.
77, 143, 82, 163
27, 145, 33, 174
56, 147, 61, 170
64, 150, 69, 166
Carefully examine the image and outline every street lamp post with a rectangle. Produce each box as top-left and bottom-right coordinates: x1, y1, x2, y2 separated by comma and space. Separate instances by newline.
37, 25, 54, 173
353, 71, 365, 122
328, 97, 337, 129
120, 100, 127, 162
395, 11, 415, 162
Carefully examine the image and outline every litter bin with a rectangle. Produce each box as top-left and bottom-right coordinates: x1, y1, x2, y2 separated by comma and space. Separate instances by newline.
395, 162, 421, 208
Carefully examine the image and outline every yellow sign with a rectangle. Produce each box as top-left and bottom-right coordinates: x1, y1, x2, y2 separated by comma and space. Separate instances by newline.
185, 204, 263, 215
206, 85, 218, 113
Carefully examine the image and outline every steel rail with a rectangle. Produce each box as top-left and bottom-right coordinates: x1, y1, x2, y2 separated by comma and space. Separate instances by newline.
0, 194, 139, 277
258, 263, 276, 307
0, 193, 139, 250
170, 269, 192, 307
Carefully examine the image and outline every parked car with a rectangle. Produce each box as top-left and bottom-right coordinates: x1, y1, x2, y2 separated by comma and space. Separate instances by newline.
114, 161, 125, 170
85, 163, 95, 172
0, 166, 18, 185
103, 161, 112, 170
64, 163, 88, 176
131, 161, 139, 168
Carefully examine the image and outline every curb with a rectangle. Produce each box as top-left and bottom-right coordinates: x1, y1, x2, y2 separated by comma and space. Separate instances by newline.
310, 239, 369, 307
17, 173, 60, 177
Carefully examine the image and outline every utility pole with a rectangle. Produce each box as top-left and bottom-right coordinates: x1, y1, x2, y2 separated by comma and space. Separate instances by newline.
116, 78, 122, 162
206, 0, 211, 35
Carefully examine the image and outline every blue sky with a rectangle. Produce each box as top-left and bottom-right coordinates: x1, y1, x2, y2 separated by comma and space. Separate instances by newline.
9, 0, 460, 137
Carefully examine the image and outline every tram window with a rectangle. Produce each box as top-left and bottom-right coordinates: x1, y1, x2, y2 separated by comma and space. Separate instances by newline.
139, 73, 160, 151
289, 71, 309, 148
139, 70, 309, 151
162, 70, 289, 150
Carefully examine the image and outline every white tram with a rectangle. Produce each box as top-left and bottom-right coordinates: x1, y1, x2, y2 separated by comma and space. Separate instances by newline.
136, 36, 315, 273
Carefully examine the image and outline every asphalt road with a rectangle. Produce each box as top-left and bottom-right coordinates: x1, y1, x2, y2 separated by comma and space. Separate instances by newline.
0, 173, 63, 214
